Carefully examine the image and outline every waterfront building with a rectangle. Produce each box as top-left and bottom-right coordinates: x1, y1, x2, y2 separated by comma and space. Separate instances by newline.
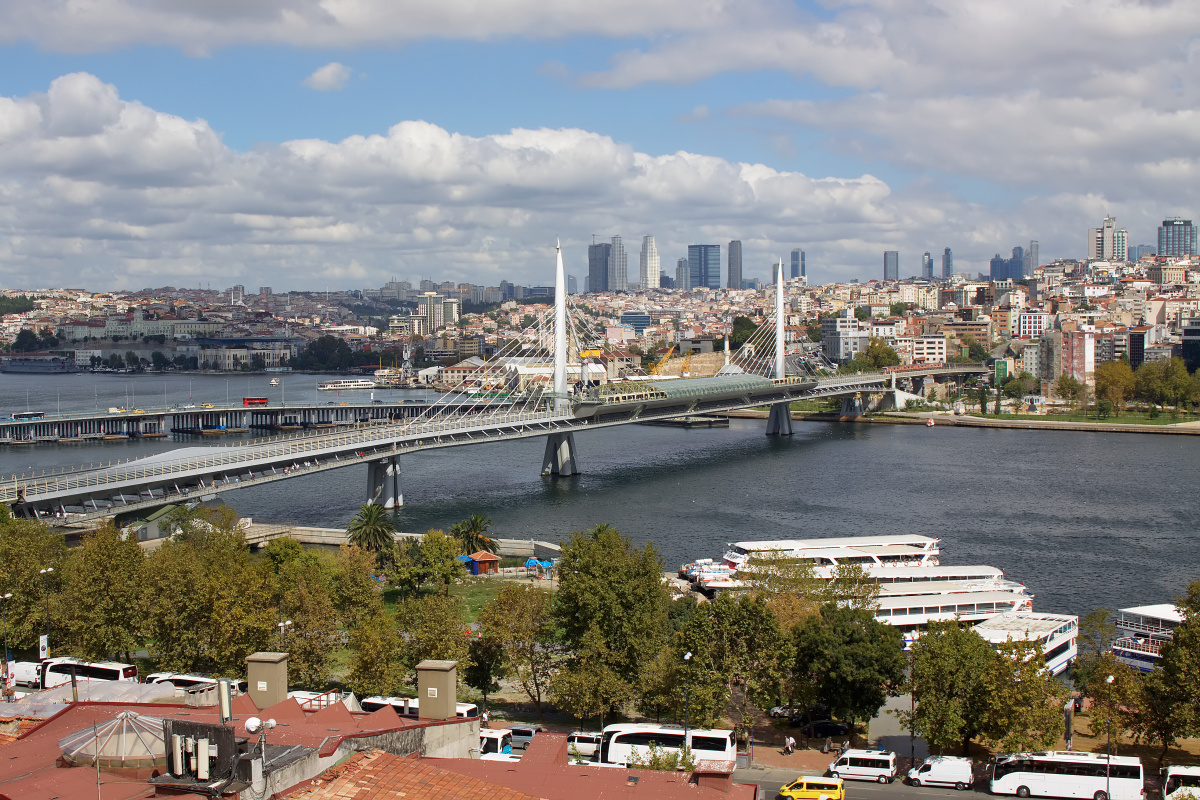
883, 251, 899, 281
942, 247, 953, 278
688, 244, 721, 290
791, 248, 805, 279
727, 240, 742, 290
1088, 215, 1128, 261
1158, 218, 1198, 257
639, 236, 660, 291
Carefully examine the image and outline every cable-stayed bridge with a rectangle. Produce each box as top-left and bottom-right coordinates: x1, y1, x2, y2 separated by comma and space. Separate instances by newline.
5, 247, 983, 526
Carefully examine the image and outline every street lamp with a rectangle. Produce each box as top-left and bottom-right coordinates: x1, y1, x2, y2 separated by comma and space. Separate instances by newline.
1105, 674, 1115, 797
277, 619, 292, 649
683, 651, 693, 736
1, 593, 11, 663
38, 568, 53, 654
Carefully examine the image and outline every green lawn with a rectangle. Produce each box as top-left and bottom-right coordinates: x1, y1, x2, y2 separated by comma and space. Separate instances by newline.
383, 574, 554, 622
974, 410, 1195, 426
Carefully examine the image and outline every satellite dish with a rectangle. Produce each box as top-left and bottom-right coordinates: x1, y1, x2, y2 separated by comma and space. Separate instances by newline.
245, 717, 262, 734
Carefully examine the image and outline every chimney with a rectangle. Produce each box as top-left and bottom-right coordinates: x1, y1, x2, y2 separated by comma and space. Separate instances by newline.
245, 652, 288, 709
416, 660, 457, 720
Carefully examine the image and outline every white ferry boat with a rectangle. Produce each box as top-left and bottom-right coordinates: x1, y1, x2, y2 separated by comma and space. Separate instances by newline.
374, 367, 408, 387
1111, 603, 1182, 672
878, 579, 1034, 645
317, 378, 375, 391
721, 534, 940, 571
973, 612, 1078, 676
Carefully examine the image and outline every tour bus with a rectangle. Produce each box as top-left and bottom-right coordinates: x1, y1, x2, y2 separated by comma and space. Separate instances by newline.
359, 695, 479, 719
595, 723, 735, 768
40, 657, 138, 689
144, 672, 248, 694
12, 411, 45, 421
989, 751, 1143, 799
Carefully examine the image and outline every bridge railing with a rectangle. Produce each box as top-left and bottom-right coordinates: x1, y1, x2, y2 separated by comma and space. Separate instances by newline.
2, 406, 570, 503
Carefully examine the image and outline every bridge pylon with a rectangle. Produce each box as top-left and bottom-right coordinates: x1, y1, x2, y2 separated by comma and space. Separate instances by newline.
541, 432, 579, 476
366, 456, 402, 509
766, 257, 794, 437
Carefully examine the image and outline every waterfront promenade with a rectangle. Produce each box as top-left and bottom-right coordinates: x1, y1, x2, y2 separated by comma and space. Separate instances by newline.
728, 408, 1200, 435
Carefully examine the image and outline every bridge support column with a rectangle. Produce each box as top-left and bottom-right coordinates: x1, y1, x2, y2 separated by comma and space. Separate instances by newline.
366, 457, 402, 509
765, 402, 793, 436
541, 432, 580, 476
840, 395, 865, 418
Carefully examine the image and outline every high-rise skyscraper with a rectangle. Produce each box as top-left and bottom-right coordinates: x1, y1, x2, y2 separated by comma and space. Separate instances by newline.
676, 257, 690, 291
1088, 215, 1128, 261
883, 251, 899, 281
639, 235, 660, 291
790, 249, 805, 279
587, 239, 611, 294
727, 240, 742, 290
609, 235, 627, 292
1158, 218, 1198, 257
688, 244, 721, 290
921, 252, 934, 279
941, 247, 953, 278
1024, 241, 1039, 277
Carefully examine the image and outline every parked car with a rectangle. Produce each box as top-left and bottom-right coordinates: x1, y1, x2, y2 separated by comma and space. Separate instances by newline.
787, 705, 831, 726
567, 731, 602, 758
795, 721, 849, 739
906, 755, 973, 789
768, 705, 794, 718
504, 724, 543, 749
828, 748, 897, 784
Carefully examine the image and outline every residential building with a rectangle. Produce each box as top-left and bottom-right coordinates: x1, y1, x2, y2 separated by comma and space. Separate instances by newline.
821, 309, 868, 362
1088, 215, 1128, 261
587, 240, 611, 294
921, 252, 934, 279
688, 244, 721, 290
675, 257, 690, 291
884, 251, 899, 281
609, 235, 628, 292
1017, 310, 1051, 338
912, 335, 948, 363
1062, 329, 1096, 387
417, 292, 446, 332
639, 235, 660, 291
1183, 316, 1200, 373
942, 247, 953, 278
1128, 326, 1151, 370
1039, 330, 1064, 384
727, 240, 743, 290
1147, 263, 1187, 286
1158, 218, 1198, 257
791, 248, 805, 279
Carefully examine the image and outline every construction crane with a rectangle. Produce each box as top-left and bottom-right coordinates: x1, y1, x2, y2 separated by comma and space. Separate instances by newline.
649, 345, 676, 376
681, 353, 693, 378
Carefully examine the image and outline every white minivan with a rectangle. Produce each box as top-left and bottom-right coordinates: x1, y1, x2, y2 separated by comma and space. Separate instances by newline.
907, 755, 973, 789
1164, 765, 1200, 799
828, 749, 898, 783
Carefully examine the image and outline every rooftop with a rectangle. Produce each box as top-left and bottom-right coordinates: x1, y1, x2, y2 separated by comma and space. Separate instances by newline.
973, 611, 1078, 642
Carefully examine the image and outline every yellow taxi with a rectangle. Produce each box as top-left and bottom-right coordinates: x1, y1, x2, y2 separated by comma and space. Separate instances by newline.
779, 775, 844, 800
200, 403, 214, 409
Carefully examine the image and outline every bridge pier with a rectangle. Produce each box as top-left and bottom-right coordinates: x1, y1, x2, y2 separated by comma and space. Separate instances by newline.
541, 432, 580, 476
366, 456, 402, 509
840, 395, 865, 418
765, 402, 793, 436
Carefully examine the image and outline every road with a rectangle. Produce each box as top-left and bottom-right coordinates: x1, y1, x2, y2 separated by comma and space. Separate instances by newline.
736, 766, 982, 798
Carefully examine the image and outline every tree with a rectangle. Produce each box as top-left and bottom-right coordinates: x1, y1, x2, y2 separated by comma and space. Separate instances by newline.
793, 604, 905, 727
979, 638, 1065, 752
1002, 373, 1035, 399
889, 302, 907, 317
896, 621, 995, 756
347, 607, 403, 697
821, 563, 881, 611
854, 306, 870, 322
862, 337, 901, 369
58, 523, 146, 662
548, 623, 632, 728
0, 517, 68, 651
1072, 608, 1116, 697
709, 594, 790, 735
1162, 357, 1195, 411
12, 329, 40, 352
143, 508, 276, 674
1095, 360, 1135, 415
395, 593, 471, 684
331, 544, 384, 631
275, 555, 340, 688
449, 514, 498, 555
480, 585, 556, 721
1135, 361, 1166, 409
346, 504, 396, 556
730, 316, 758, 349
553, 524, 669, 685
418, 529, 468, 595
740, 551, 823, 631
464, 636, 507, 711
1055, 374, 1083, 407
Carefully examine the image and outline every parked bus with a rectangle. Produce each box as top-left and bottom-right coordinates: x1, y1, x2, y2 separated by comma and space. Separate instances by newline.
41, 657, 138, 689
596, 723, 735, 768
242, 396, 269, 407
12, 411, 45, 421
989, 751, 1142, 799
359, 695, 479, 718
144, 672, 248, 694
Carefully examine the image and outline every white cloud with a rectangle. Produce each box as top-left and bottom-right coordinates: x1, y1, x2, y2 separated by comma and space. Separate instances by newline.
303, 62, 353, 91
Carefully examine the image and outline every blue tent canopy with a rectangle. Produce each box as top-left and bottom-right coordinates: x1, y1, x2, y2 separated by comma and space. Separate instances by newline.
455, 555, 472, 562
524, 557, 540, 567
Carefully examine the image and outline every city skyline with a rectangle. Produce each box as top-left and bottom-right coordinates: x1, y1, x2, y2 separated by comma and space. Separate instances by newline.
0, 4, 1199, 290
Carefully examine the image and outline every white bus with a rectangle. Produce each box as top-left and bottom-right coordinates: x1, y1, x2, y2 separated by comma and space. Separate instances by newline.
144, 672, 248, 694
989, 751, 1143, 799
596, 723, 735, 768
359, 695, 479, 718
40, 657, 138, 689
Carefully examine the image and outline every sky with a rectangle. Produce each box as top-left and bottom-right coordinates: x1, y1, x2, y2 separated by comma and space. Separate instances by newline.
0, 0, 1199, 291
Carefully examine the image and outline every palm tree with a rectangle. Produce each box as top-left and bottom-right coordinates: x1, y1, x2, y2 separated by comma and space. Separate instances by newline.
450, 514, 498, 554
347, 504, 396, 554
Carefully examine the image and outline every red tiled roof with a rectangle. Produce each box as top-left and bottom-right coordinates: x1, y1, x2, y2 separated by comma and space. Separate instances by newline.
285, 750, 542, 800
468, 551, 501, 561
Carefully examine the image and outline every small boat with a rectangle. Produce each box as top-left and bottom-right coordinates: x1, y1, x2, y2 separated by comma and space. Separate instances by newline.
926, 418, 935, 427
269, 378, 280, 386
